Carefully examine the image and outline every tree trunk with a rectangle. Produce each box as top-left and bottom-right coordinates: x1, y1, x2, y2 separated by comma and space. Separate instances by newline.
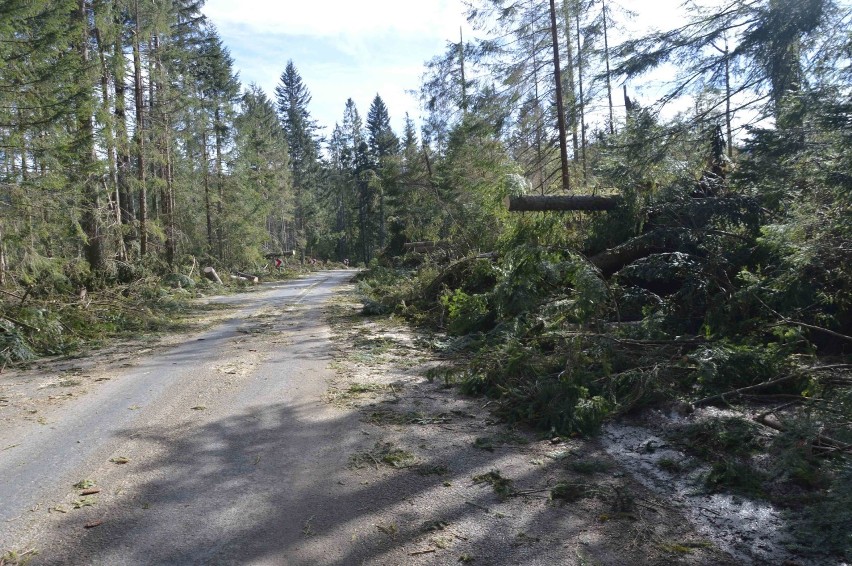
562, 0, 580, 162
459, 27, 467, 114
602, 0, 615, 135
94, 22, 124, 260
530, 1, 545, 194
164, 113, 176, 266
379, 184, 386, 249
203, 266, 222, 284
114, 24, 133, 232
724, 39, 733, 159
549, 0, 571, 192
0, 219, 7, 286
202, 122, 213, 251
78, 0, 104, 271
215, 106, 225, 262
588, 230, 674, 276
576, 12, 587, 177
148, 36, 159, 220
133, 0, 147, 257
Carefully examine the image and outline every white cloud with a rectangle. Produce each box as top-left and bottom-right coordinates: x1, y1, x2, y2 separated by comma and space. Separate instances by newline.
204, 0, 470, 40
206, 0, 695, 138
204, 1, 466, 137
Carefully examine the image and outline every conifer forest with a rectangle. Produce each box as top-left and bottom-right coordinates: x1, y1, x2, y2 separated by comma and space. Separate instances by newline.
1, 0, 851, 560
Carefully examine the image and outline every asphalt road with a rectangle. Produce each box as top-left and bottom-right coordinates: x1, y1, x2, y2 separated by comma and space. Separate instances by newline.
0, 270, 365, 564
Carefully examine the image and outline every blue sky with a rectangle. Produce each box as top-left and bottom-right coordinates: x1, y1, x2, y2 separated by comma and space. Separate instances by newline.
203, 0, 472, 138
203, 0, 686, 139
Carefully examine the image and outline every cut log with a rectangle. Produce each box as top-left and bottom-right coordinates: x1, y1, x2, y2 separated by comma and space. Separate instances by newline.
230, 274, 258, 284
506, 195, 620, 212
203, 266, 222, 284
234, 271, 260, 284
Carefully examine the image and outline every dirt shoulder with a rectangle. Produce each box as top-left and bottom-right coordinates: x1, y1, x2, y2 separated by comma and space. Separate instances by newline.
322, 283, 732, 565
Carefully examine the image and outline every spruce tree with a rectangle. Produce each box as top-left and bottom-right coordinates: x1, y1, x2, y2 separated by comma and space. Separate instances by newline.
274, 61, 319, 258
366, 95, 399, 249
232, 84, 292, 260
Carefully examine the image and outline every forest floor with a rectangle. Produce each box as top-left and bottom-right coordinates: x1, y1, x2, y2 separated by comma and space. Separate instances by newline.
0, 272, 827, 565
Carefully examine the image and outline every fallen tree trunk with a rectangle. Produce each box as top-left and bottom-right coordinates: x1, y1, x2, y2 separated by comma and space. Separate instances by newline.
755, 413, 852, 454
234, 271, 259, 284
424, 255, 484, 298
230, 274, 257, 284
507, 195, 620, 212
203, 266, 222, 284
588, 230, 674, 276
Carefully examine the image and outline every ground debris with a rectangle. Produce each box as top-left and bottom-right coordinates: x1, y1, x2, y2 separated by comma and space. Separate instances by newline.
83, 520, 103, 529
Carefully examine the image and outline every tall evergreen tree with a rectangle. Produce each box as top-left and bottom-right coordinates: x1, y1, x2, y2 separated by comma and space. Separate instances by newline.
274, 61, 319, 257
366, 94, 399, 249
232, 84, 292, 260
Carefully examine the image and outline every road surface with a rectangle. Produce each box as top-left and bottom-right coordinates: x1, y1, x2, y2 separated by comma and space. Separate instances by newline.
0, 270, 372, 564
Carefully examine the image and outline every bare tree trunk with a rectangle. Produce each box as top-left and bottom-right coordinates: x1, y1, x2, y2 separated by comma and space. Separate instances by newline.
602, 0, 615, 135
562, 0, 579, 162
724, 39, 733, 159
150, 33, 175, 265
148, 36, 159, 220
549, 0, 571, 192
378, 184, 385, 249
0, 219, 7, 286
459, 27, 468, 114
530, 1, 544, 194
576, 12, 587, 178
94, 22, 124, 261
78, 0, 104, 271
215, 106, 224, 262
202, 123, 213, 251
133, 0, 147, 257
114, 23, 133, 232
165, 127, 176, 265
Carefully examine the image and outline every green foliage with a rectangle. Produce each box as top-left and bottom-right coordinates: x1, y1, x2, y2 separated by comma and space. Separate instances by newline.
674, 417, 770, 497
472, 470, 514, 500
705, 459, 768, 497
440, 289, 490, 335
0, 275, 204, 366
492, 244, 610, 323
163, 273, 195, 289
460, 335, 612, 435
795, 467, 852, 560
676, 418, 764, 459
688, 342, 793, 393
0, 321, 36, 366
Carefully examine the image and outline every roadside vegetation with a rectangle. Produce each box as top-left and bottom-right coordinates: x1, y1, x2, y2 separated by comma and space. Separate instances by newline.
0, 259, 324, 368
353, 2, 852, 557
